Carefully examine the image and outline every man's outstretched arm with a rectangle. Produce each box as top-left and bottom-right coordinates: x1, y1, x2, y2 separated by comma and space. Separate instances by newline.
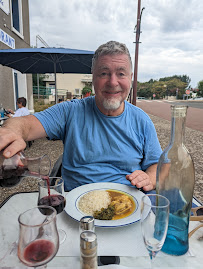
0, 115, 47, 158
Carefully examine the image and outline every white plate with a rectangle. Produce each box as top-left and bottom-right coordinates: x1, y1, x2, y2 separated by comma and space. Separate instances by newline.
65, 182, 146, 227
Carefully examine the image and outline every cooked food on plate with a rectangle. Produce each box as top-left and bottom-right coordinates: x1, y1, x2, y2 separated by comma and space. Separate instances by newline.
78, 189, 135, 220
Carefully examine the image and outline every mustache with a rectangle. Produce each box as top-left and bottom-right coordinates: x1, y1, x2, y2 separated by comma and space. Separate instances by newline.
102, 88, 122, 93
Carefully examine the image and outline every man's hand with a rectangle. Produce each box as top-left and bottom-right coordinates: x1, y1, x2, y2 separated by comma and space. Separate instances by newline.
126, 170, 153, 191
0, 125, 26, 158
0, 115, 47, 158
126, 164, 158, 191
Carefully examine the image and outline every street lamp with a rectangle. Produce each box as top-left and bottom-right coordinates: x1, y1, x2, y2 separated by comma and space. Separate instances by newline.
176, 88, 179, 100
164, 84, 168, 100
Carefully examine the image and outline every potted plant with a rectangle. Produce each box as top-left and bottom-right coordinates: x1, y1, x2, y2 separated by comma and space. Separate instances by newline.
82, 87, 92, 97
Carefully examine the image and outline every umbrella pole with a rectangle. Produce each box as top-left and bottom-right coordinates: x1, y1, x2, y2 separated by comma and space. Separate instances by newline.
37, 74, 40, 99
54, 62, 57, 104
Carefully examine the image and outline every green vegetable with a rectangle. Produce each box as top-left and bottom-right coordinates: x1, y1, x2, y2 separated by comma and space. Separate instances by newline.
93, 205, 115, 220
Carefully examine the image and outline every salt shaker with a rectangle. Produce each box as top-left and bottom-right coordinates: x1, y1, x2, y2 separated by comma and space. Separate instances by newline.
80, 231, 97, 269
79, 216, 95, 234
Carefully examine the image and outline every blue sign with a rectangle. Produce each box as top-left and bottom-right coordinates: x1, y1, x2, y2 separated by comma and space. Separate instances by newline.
0, 0, 9, 15
0, 28, 15, 49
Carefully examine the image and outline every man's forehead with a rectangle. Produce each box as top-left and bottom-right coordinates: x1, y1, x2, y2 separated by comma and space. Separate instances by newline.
96, 54, 131, 69
97, 65, 128, 71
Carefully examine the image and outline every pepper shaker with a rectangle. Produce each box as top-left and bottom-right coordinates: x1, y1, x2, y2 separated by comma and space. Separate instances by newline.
79, 216, 95, 234
80, 231, 97, 269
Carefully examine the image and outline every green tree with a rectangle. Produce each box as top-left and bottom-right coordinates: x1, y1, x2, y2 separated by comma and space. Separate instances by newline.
153, 81, 167, 99
159, 75, 191, 88
32, 74, 46, 87
197, 80, 203, 97
164, 79, 187, 98
137, 81, 153, 98
137, 75, 187, 99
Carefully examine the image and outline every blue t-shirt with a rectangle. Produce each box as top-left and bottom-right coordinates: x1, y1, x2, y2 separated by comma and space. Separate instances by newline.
34, 97, 162, 191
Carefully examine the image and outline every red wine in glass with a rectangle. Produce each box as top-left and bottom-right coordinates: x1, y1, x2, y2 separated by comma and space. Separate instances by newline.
38, 177, 67, 244
23, 239, 56, 263
0, 152, 51, 187
38, 194, 66, 214
18, 206, 59, 267
0, 166, 29, 187
38, 176, 66, 214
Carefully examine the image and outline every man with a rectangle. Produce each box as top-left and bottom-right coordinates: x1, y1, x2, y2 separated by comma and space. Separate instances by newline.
7, 97, 30, 118
0, 41, 162, 191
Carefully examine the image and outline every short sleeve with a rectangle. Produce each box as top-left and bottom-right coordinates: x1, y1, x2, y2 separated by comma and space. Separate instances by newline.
141, 120, 162, 171
34, 102, 69, 140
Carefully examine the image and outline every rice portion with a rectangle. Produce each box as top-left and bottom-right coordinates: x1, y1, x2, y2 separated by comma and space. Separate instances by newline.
78, 190, 111, 216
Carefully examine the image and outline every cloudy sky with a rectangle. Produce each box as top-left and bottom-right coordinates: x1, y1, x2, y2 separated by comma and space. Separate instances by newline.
29, 0, 203, 88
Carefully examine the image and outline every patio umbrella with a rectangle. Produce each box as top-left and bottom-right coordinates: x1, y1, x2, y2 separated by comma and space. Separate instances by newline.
0, 47, 94, 103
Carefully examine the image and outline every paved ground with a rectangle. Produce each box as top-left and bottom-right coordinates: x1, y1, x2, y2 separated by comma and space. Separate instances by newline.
136, 100, 203, 132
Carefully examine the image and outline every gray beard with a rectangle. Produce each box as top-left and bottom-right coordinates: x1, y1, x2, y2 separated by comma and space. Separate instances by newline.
102, 98, 122, 111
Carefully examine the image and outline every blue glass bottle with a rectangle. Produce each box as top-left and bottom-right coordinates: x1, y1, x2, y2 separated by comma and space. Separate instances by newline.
156, 105, 195, 255
0, 103, 4, 118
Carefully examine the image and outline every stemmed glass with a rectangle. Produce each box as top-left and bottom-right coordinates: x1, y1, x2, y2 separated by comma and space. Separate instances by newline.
18, 205, 59, 268
38, 177, 67, 244
141, 194, 170, 268
0, 151, 51, 187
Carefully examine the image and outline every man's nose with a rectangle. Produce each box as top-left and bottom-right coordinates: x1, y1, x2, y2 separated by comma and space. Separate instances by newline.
108, 74, 118, 87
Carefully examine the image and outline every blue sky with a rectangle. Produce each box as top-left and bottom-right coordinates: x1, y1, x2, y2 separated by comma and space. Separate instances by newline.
29, 0, 203, 88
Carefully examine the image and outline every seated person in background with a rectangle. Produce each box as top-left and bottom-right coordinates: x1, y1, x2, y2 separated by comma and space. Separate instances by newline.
7, 97, 30, 118
0, 41, 162, 192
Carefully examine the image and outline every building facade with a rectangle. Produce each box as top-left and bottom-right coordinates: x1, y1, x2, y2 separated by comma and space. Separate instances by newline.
0, 0, 33, 112
43, 73, 93, 101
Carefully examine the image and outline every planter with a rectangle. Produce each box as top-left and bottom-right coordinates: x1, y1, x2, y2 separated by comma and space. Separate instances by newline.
84, 92, 91, 97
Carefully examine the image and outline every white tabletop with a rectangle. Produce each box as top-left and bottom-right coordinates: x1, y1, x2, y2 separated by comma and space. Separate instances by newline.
0, 192, 202, 268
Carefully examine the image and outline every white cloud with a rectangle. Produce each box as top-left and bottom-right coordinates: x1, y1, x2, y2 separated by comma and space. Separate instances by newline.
29, 0, 203, 87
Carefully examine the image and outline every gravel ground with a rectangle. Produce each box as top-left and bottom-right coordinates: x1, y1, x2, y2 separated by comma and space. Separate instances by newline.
0, 114, 202, 205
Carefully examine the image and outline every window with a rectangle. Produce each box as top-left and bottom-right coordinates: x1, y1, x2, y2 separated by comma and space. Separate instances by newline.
11, 0, 23, 37
49, 83, 55, 89
75, 88, 80, 95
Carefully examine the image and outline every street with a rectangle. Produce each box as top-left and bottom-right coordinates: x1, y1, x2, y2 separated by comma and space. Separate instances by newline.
136, 100, 203, 132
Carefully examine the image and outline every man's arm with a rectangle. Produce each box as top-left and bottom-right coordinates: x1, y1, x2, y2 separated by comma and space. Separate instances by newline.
7, 109, 14, 114
126, 163, 158, 191
0, 115, 47, 157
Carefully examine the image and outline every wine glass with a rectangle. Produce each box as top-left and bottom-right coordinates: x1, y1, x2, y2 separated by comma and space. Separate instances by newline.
38, 177, 67, 244
141, 194, 169, 268
0, 151, 51, 187
18, 205, 59, 268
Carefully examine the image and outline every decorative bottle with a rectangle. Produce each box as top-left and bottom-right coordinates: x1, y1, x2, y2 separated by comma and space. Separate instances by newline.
156, 105, 195, 255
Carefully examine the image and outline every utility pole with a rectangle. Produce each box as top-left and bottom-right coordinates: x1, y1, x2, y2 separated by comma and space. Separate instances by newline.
132, 0, 145, 105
